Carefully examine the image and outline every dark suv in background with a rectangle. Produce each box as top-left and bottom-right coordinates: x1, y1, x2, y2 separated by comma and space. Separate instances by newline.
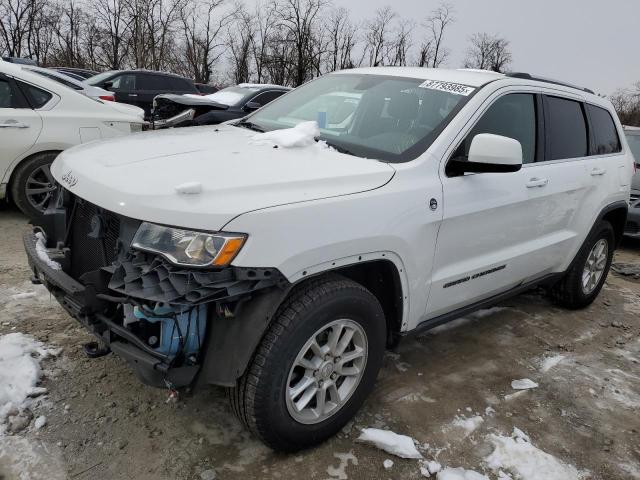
86, 69, 198, 117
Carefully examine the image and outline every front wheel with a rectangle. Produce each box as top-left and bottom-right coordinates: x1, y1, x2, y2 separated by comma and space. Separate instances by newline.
10, 152, 60, 219
549, 220, 615, 309
229, 274, 386, 451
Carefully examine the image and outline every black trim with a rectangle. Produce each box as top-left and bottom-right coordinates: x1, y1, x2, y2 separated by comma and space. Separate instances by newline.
0, 73, 31, 109
506, 72, 595, 95
400, 272, 564, 339
534, 93, 545, 162
446, 157, 522, 176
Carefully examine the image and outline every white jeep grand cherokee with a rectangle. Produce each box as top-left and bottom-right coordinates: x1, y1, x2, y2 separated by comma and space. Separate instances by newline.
24, 67, 633, 451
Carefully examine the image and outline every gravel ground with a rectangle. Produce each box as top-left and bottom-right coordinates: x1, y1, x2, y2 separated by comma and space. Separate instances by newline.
1, 205, 639, 480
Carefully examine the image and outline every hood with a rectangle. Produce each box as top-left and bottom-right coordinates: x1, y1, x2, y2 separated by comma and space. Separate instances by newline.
51, 125, 396, 231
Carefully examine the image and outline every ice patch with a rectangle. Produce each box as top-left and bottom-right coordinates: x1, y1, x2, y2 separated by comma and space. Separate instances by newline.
357, 428, 423, 459
9, 292, 38, 300
383, 459, 394, 469
0, 333, 55, 429
250, 121, 320, 148
451, 415, 484, 436
511, 379, 538, 390
327, 451, 358, 479
485, 427, 582, 480
34, 232, 61, 270
174, 181, 202, 194
437, 467, 489, 480
34, 415, 46, 429
539, 355, 565, 373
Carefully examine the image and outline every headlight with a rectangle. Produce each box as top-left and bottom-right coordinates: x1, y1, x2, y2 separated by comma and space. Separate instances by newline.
131, 222, 246, 267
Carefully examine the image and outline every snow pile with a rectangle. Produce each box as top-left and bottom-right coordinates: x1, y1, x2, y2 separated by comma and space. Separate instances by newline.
511, 379, 538, 390
357, 428, 423, 459
34, 232, 61, 270
437, 467, 489, 480
250, 121, 320, 148
485, 427, 581, 480
539, 355, 565, 373
451, 415, 484, 436
174, 181, 202, 194
0, 333, 54, 427
420, 460, 442, 477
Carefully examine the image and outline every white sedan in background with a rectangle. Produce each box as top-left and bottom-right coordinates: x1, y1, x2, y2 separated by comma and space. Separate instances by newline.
0, 59, 145, 218
23, 66, 115, 102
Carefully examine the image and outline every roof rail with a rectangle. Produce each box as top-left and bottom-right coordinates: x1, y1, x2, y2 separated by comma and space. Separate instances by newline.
506, 72, 595, 95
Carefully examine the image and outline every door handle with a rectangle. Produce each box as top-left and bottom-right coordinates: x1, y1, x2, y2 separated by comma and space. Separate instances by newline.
590, 168, 606, 176
128, 93, 138, 97
526, 177, 548, 188
0, 120, 29, 128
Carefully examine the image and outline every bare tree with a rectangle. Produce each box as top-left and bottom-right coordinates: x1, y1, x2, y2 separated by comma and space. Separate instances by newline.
325, 7, 357, 72
363, 6, 396, 67
0, 0, 37, 56
424, 2, 454, 68
463, 32, 513, 72
389, 19, 413, 66
611, 82, 640, 126
227, 4, 254, 84
93, 0, 131, 69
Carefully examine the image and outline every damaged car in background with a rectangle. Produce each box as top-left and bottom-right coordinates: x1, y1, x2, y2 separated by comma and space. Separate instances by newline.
151, 83, 290, 128
25, 67, 633, 451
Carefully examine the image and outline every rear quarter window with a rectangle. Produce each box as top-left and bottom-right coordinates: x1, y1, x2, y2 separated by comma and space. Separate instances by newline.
545, 96, 588, 160
587, 104, 621, 155
16, 81, 53, 108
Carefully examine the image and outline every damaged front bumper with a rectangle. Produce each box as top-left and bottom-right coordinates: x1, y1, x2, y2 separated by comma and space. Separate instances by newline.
24, 199, 288, 389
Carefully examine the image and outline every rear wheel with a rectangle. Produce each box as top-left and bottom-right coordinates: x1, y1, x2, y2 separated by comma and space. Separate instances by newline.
10, 152, 60, 219
229, 274, 386, 451
549, 220, 615, 309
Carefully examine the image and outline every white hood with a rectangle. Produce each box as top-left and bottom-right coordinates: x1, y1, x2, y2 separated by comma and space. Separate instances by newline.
51, 125, 395, 231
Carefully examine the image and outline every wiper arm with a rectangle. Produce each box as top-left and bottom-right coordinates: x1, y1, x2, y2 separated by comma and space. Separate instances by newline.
319, 139, 355, 156
236, 120, 265, 133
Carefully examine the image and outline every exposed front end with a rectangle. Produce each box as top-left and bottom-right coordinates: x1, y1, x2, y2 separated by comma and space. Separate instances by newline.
24, 190, 286, 388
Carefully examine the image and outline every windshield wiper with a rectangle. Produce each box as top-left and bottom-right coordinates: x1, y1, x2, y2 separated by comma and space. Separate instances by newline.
319, 139, 355, 157
236, 120, 265, 133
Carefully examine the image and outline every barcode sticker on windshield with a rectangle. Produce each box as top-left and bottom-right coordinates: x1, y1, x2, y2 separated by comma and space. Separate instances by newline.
418, 80, 475, 96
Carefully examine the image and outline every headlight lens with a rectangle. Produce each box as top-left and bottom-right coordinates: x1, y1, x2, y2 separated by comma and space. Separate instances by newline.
131, 222, 246, 267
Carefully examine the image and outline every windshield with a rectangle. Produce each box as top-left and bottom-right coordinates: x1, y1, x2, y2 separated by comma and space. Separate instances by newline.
201, 87, 259, 106
245, 73, 474, 162
86, 70, 119, 86
626, 132, 640, 163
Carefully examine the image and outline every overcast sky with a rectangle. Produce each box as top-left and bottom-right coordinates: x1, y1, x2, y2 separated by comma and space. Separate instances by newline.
331, 0, 639, 95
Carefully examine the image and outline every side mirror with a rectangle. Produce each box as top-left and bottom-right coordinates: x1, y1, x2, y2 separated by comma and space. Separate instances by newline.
447, 133, 523, 176
243, 101, 261, 112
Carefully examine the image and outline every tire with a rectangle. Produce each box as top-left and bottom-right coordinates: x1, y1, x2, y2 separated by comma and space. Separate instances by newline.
549, 220, 615, 309
229, 274, 386, 452
10, 152, 60, 219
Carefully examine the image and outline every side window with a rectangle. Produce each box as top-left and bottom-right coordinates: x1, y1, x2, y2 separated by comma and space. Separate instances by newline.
0, 78, 15, 108
545, 96, 588, 160
16, 81, 52, 108
454, 93, 537, 164
168, 77, 194, 91
110, 74, 136, 91
587, 104, 621, 155
138, 74, 168, 91
251, 91, 285, 106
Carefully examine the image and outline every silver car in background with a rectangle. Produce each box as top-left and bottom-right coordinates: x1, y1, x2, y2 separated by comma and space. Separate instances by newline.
624, 125, 640, 237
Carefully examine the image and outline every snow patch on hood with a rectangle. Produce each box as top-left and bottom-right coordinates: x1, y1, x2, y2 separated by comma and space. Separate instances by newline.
250, 121, 320, 148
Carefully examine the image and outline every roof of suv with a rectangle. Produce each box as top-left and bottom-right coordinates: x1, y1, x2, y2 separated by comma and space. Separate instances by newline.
335, 67, 504, 87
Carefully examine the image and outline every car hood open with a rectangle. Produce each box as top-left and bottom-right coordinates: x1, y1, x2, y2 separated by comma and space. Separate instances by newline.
51, 124, 396, 231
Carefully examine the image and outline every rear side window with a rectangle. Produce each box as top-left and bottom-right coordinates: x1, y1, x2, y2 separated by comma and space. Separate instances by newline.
0, 79, 14, 107
138, 74, 169, 90
545, 96, 588, 160
17, 81, 52, 108
587, 104, 621, 155
110, 74, 136, 90
455, 93, 537, 164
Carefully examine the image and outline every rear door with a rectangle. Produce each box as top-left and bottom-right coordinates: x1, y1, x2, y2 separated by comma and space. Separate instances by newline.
109, 73, 138, 107
0, 75, 43, 182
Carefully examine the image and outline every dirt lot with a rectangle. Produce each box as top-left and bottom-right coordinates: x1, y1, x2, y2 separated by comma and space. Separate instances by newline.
1, 205, 639, 480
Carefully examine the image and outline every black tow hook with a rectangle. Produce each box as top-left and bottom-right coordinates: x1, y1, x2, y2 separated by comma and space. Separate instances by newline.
83, 341, 111, 359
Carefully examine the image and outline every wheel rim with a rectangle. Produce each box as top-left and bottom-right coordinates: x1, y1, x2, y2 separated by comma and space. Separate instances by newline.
285, 319, 368, 425
25, 163, 57, 213
582, 238, 608, 295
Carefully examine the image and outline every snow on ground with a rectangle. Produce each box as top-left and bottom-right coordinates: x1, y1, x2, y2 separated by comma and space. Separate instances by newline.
510, 379, 538, 390
250, 121, 319, 148
0, 333, 55, 430
539, 355, 565, 373
356, 428, 423, 459
0, 437, 67, 480
326, 452, 358, 480
450, 415, 484, 436
485, 427, 582, 480
436, 466, 489, 480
